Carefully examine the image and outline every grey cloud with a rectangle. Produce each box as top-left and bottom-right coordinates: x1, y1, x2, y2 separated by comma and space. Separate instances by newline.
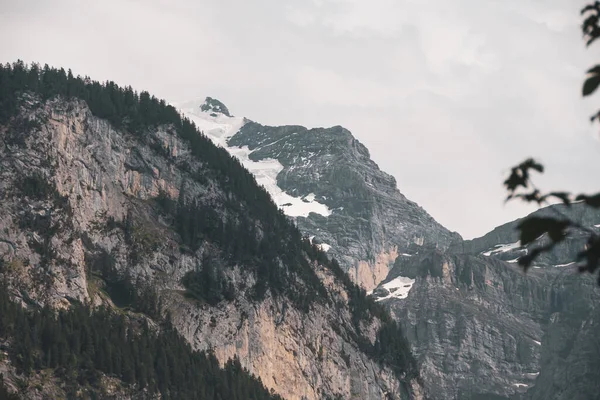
0, 0, 598, 238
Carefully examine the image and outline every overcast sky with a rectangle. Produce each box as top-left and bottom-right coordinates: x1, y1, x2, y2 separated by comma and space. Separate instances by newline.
2, 0, 600, 238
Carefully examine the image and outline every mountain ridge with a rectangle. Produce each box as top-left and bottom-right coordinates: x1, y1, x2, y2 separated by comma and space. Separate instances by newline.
372, 202, 600, 399
4, 64, 598, 400
179, 97, 461, 290
0, 62, 422, 400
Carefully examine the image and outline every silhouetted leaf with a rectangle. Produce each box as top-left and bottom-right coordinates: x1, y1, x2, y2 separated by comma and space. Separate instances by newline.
588, 65, 600, 75
543, 192, 572, 206
583, 72, 600, 96
581, 3, 600, 15
512, 190, 544, 204
582, 5, 600, 46
577, 235, 600, 275
526, 159, 544, 173
508, 3, 600, 286
517, 217, 570, 246
518, 247, 544, 270
503, 159, 544, 194
575, 193, 600, 208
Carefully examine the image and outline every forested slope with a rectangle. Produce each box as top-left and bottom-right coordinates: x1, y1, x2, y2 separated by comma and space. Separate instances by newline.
0, 61, 421, 399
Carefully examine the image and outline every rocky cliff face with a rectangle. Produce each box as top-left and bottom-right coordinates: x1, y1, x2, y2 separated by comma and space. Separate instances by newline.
372, 204, 600, 400
6, 78, 598, 400
521, 271, 600, 400
377, 251, 550, 399
0, 94, 421, 399
179, 99, 460, 290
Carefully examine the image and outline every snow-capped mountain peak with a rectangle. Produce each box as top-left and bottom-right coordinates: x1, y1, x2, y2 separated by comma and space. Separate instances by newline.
175, 98, 332, 219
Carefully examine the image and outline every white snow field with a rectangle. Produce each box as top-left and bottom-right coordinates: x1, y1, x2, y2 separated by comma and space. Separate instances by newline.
375, 276, 416, 302
482, 241, 521, 256
176, 99, 331, 218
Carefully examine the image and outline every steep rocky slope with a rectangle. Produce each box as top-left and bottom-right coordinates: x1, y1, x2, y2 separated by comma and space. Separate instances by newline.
0, 64, 421, 399
372, 204, 600, 400
378, 251, 551, 399
521, 271, 600, 400
179, 99, 460, 290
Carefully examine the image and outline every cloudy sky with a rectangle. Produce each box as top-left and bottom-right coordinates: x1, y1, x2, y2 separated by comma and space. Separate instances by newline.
2, 0, 600, 238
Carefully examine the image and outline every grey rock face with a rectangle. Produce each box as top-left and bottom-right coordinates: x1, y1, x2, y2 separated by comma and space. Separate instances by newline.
0, 95, 422, 400
227, 121, 460, 290
374, 203, 600, 400
521, 272, 600, 400
189, 98, 600, 399
380, 251, 550, 399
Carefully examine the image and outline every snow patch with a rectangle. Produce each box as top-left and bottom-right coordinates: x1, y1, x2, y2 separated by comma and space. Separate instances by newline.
318, 243, 331, 252
177, 100, 331, 218
554, 262, 575, 268
513, 383, 529, 388
482, 241, 521, 256
533, 340, 541, 345
375, 276, 415, 302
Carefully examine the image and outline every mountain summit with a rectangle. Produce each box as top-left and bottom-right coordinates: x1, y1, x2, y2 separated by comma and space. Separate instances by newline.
200, 96, 232, 117
178, 98, 460, 290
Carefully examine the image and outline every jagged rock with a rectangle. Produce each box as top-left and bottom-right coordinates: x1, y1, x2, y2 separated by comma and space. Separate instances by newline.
522, 272, 600, 400
374, 203, 600, 400
6, 86, 598, 400
0, 95, 421, 399
179, 100, 460, 290
180, 98, 600, 399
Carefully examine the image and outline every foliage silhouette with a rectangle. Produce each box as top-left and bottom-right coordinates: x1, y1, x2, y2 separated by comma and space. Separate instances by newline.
504, 4, 600, 284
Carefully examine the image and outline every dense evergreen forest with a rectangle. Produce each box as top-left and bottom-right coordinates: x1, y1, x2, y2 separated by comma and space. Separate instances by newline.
0, 61, 417, 382
0, 283, 282, 400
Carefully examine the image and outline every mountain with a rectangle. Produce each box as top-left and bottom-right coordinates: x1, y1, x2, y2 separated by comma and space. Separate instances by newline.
0, 62, 422, 399
372, 203, 600, 399
4, 62, 598, 400
178, 98, 460, 290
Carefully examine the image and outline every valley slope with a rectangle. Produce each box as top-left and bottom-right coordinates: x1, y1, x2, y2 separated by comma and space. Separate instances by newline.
0, 63, 421, 399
